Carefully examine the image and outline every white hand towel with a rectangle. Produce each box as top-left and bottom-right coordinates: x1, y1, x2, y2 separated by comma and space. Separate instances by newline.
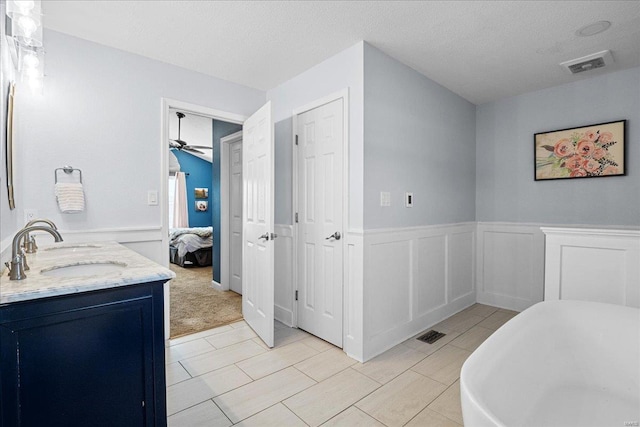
55, 182, 85, 213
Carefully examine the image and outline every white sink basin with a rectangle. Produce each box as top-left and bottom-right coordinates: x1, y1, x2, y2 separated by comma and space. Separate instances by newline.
41, 261, 127, 277
44, 244, 102, 252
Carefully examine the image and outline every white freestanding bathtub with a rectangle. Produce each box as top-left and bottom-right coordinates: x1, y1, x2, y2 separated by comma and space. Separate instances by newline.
461, 301, 640, 427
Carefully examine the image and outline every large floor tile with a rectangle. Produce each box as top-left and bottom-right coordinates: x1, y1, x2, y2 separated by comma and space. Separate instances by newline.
229, 320, 248, 329
478, 310, 518, 330
166, 365, 252, 416
166, 338, 216, 364
353, 344, 426, 384
355, 370, 447, 427
428, 380, 463, 425
214, 367, 316, 423
322, 406, 385, 427
300, 335, 337, 352
295, 347, 357, 382
284, 368, 380, 427
411, 345, 471, 386
169, 325, 234, 346
403, 329, 461, 356
235, 403, 306, 427
167, 400, 231, 427
181, 340, 266, 377
236, 341, 319, 379
274, 326, 310, 347
205, 325, 257, 349
460, 303, 499, 318
449, 325, 494, 352
406, 407, 461, 427
166, 362, 191, 386
433, 311, 484, 333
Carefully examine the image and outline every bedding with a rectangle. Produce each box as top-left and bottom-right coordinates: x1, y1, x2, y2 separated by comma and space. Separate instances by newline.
169, 227, 213, 267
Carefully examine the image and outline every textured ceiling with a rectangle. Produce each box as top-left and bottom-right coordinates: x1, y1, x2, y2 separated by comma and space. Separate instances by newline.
42, 1, 640, 104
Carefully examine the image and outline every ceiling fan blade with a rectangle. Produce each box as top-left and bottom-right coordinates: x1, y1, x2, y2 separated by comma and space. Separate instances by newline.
184, 147, 205, 155
186, 145, 212, 150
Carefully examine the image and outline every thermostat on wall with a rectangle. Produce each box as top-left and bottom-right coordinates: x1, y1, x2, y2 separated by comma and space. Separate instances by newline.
405, 192, 413, 208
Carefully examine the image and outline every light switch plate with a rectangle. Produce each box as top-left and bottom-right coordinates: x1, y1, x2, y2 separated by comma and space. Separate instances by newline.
147, 190, 158, 206
380, 191, 391, 207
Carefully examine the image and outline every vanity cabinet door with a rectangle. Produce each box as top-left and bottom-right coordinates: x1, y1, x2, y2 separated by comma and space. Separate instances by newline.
0, 283, 166, 427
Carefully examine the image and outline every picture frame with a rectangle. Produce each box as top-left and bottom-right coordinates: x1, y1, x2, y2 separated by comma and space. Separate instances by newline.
534, 120, 626, 181
194, 187, 208, 199
195, 200, 208, 212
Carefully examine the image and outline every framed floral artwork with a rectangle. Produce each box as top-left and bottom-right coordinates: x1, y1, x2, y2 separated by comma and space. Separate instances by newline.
534, 120, 626, 181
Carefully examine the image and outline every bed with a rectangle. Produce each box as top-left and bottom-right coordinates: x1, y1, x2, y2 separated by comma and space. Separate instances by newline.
169, 227, 213, 267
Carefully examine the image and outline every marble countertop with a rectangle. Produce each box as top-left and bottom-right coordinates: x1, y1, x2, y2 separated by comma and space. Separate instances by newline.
0, 241, 175, 304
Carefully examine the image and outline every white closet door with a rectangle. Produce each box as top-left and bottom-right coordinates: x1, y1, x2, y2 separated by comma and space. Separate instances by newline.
297, 98, 344, 347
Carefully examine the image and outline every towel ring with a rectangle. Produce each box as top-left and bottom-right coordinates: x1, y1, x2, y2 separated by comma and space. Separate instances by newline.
55, 166, 83, 184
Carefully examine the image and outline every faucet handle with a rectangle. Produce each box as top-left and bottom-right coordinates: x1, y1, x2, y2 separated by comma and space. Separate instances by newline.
4, 262, 11, 276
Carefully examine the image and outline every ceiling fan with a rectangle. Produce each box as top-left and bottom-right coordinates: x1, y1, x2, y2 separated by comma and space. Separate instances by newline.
169, 112, 211, 154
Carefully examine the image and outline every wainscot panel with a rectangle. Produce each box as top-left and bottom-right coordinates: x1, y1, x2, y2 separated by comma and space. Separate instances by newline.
363, 223, 476, 361
476, 222, 545, 312
274, 224, 294, 326
542, 227, 640, 308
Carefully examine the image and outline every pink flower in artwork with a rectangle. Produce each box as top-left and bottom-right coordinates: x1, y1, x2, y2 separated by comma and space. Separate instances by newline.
603, 165, 620, 175
584, 129, 598, 141
553, 139, 574, 158
598, 131, 613, 144
570, 169, 587, 177
582, 158, 600, 173
565, 155, 583, 171
592, 148, 606, 160
576, 140, 595, 157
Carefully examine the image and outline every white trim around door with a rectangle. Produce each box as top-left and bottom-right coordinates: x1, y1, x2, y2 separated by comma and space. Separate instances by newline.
291, 89, 350, 346
219, 130, 243, 293
160, 98, 246, 343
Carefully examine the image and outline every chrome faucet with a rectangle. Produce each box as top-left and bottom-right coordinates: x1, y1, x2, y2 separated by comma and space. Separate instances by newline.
23, 218, 58, 253
6, 226, 63, 280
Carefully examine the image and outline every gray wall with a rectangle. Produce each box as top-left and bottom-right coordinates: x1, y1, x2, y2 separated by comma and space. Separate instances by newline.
267, 42, 364, 229
476, 67, 640, 226
0, 0, 20, 256
363, 44, 477, 229
14, 30, 265, 234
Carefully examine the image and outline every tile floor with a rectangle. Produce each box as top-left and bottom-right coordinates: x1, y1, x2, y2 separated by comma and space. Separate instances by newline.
166, 304, 518, 426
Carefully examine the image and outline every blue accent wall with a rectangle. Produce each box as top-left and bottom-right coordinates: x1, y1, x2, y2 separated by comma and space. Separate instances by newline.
212, 120, 243, 284
173, 150, 213, 228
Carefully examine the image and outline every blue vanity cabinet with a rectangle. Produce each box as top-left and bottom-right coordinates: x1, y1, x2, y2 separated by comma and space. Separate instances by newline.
0, 281, 167, 427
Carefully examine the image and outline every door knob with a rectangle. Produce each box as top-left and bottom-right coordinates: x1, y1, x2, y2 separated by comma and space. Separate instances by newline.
258, 232, 278, 241
325, 231, 341, 240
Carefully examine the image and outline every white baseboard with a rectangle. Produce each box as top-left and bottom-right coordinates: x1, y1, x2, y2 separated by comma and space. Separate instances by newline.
212, 280, 223, 291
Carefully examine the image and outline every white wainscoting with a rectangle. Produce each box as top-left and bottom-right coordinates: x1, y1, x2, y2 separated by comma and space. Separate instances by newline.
344, 230, 364, 362
363, 223, 476, 361
542, 227, 640, 307
476, 222, 545, 312
274, 224, 294, 326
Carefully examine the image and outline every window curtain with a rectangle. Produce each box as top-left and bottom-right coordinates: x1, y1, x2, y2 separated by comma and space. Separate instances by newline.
172, 171, 189, 228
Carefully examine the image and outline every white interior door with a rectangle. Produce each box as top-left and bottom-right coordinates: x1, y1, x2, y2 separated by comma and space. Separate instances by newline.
242, 101, 275, 348
230, 140, 243, 294
297, 98, 344, 347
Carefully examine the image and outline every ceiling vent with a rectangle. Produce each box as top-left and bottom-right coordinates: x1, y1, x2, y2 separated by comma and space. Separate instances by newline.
560, 50, 613, 74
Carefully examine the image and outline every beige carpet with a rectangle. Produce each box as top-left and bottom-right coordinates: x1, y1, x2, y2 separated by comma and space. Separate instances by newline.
169, 264, 243, 339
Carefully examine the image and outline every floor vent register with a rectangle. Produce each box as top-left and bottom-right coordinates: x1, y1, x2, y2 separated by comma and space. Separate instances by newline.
416, 330, 446, 344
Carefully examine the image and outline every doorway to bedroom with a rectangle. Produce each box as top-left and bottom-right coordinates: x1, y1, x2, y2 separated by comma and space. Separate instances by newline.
166, 106, 244, 339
